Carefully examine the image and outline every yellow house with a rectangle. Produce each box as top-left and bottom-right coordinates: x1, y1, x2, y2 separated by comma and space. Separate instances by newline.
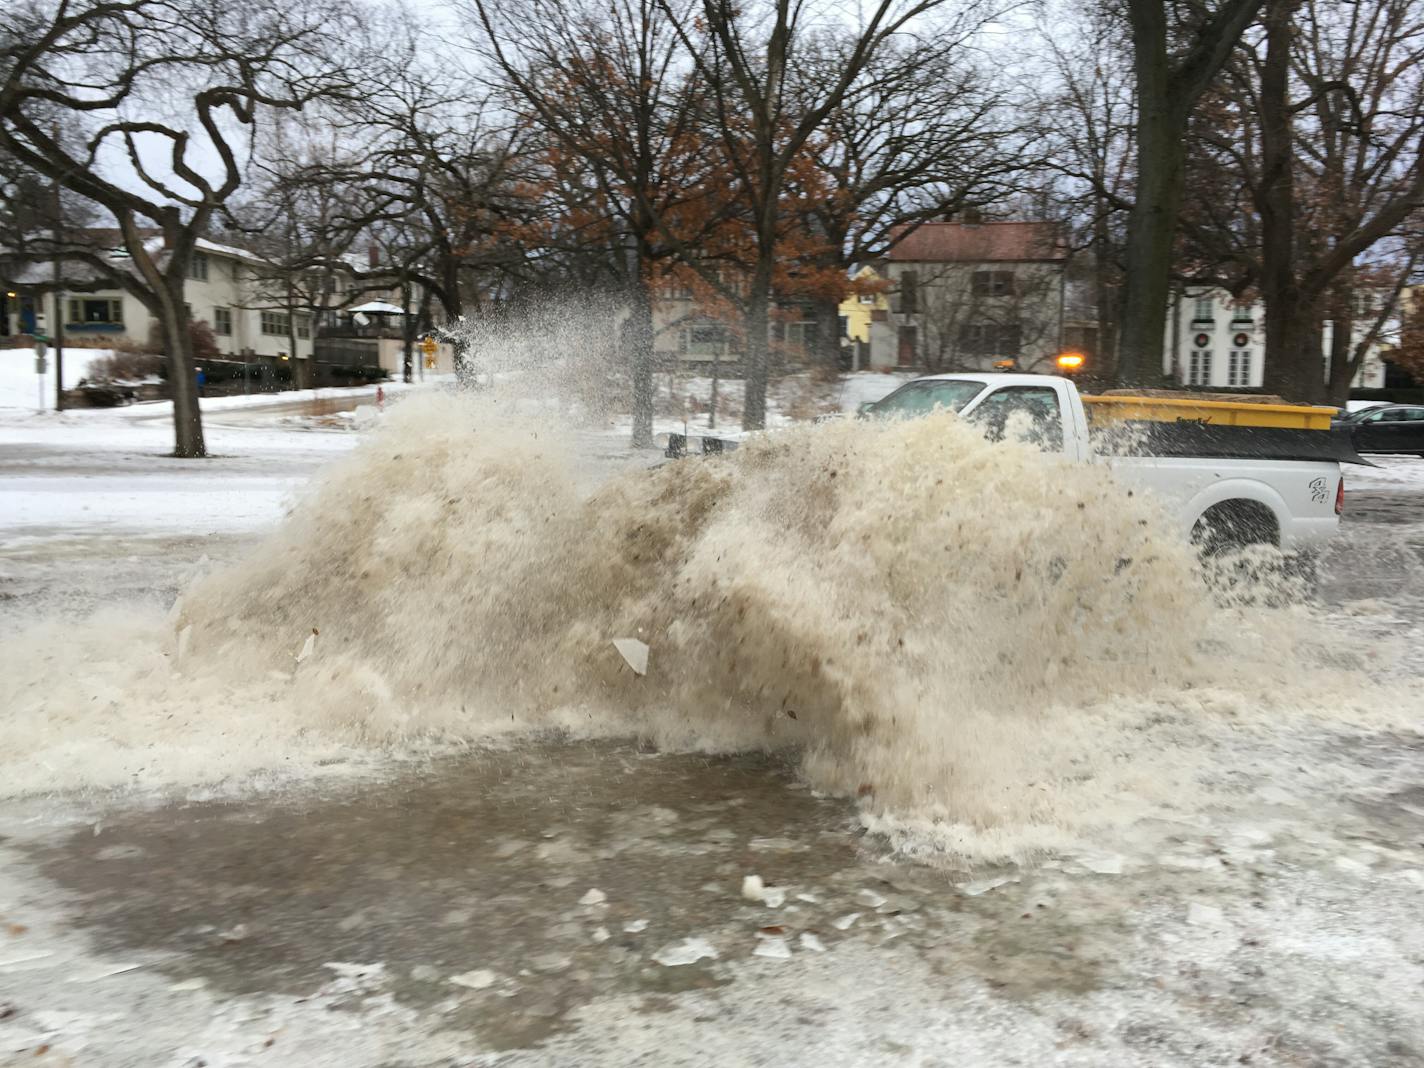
839, 266, 888, 344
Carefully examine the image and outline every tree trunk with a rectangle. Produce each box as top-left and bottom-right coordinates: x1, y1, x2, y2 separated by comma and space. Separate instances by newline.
742, 265, 773, 430
1256, 0, 1319, 402
401, 272, 414, 384
1260, 291, 1322, 402
159, 276, 204, 457
1119, 0, 1265, 385
628, 280, 655, 448
1092, 200, 1119, 378
1117, 20, 1186, 387
812, 294, 841, 373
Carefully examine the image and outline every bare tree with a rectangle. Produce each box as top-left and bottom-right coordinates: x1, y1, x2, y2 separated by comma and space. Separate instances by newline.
0, 0, 356, 456
656, 0, 986, 429
473, 0, 714, 446
1031, 2, 1139, 377
790, 32, 1020, 370
1179, 0, 1424, 402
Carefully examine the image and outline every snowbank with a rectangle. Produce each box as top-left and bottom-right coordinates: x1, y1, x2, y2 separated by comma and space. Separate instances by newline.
0, 346, 115, 410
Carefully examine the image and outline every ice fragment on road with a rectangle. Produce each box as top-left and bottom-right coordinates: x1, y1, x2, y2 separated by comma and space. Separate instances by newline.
591, 926, 610, 943
795, 893, 819, 904
856, 889, 887, 908
761, 887, 786, 908
831, 913, 861, 931
799, 933, 827, 953
612, 638, 649, 676
1075, 853, 1124, 875
65, 962, 144, 982
579, 887, 607, 906
959, 876, 1018, 897
753, 939, 792, 960
623, 919, 649, 933
741, 875, 765, 901
449, 969, 497, 990
749, 837, 808, 853
651, 937, 718, 967
295, 629, 318, 664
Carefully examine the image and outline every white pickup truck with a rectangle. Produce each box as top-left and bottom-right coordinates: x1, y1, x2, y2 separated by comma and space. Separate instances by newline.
671, 373, 1350, 557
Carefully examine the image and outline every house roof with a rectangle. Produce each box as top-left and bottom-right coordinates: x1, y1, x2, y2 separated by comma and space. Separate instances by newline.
887, 221, 1065, 264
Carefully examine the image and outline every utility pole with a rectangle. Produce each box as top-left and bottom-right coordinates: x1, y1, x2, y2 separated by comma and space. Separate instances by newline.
52, 162, 65, 411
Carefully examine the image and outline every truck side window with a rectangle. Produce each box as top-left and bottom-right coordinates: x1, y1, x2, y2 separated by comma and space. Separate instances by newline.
968, 386, 1063, 451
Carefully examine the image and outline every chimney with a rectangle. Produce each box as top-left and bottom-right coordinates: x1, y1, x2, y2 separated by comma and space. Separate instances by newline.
367, 243, 379, 269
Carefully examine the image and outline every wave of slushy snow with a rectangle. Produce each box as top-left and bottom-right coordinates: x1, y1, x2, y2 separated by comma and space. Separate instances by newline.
2, 393, 1418, 859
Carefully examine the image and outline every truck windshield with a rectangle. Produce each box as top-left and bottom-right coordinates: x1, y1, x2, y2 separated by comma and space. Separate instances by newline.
867, 380, 985, 418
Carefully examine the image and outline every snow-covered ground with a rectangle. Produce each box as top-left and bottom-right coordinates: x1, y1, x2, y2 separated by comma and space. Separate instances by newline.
0, 346, 118, 410
1347, 453, 1424, 492
0, 378, 454, 544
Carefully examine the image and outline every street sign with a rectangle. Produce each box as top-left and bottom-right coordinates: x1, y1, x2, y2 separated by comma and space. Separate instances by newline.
35, 356, 48, 374
33, 339, 47, 357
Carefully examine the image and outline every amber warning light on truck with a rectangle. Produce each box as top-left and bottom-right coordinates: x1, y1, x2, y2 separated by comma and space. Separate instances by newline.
1056, 352, 1086, 373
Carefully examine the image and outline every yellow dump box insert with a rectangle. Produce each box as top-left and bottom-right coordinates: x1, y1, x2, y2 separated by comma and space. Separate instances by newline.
1082, 389, 1335, 431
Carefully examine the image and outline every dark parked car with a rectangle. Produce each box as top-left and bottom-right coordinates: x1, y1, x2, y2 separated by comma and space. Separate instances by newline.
1333, 404, 1424, 455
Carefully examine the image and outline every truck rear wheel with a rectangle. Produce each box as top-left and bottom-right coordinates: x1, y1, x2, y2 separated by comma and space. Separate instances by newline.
1191, 500, 1279, 556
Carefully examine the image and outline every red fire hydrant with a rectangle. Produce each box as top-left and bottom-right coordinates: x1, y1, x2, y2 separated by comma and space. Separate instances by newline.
376, 385, 385, 411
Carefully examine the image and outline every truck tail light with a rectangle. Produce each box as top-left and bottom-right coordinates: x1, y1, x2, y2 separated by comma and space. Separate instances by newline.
1335, 478, 1345, 516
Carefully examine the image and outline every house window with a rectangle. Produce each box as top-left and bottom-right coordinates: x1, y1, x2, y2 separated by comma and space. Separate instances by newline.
838, 314, 849, 337
66, 297, 124, 327
958, 322, 1023, 356
682, 324, 725, 357
784, 321, 817, 351
1187, 349, 1212, 385
260, 310, 291, 336
898, 271, 918, 314
1227, 349, 1252, 387
213, 307, 232, 335
188, 252, 209, 282
1192, 293, 1214, 322
296, 314, 311, 340
972, 271, 1015, 297
858, 293, 875, 305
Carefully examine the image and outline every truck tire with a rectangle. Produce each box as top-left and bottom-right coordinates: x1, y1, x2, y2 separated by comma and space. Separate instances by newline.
1191, 500, 1279, 556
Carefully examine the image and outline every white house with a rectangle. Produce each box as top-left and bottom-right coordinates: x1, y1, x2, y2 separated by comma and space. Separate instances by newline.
2, 235, 314, 363
1164, 287, 1389, 390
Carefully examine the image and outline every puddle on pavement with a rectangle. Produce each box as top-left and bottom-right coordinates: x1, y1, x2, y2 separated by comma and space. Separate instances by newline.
27, 740, 945, 1049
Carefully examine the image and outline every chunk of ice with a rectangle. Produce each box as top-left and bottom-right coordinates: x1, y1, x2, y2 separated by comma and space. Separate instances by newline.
579, 887, 607, 906
449, 969, 497, 990
612, 638, 649, 676
651, 937, 718, 967
753, 938, 792, 960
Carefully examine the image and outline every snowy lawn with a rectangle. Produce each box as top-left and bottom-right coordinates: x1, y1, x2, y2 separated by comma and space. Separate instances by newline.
0, 386, 433, 543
